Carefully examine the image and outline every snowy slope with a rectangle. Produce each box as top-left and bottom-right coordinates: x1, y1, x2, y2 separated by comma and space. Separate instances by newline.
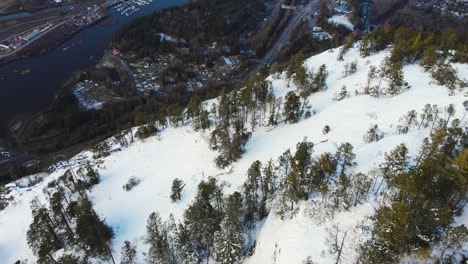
328, 15, 354, 31
0, 45, 466, 264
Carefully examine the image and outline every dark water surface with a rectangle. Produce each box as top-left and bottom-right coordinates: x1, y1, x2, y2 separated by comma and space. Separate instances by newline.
0, 0, 188, 136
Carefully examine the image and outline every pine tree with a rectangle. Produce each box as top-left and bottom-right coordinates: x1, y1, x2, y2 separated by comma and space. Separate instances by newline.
335, 143, 357, 175
243, 161, 262, 227
293, 139, 314, 185
57, 254, 81, 264
430, 61, 459, 92
312, 64, 328, 92
277, 149, 293, 176
387, 60, 408, 95
331, 173, 352, 209
283, 91, 301, 123
363, 124, 384, 143
397, 110, 419, 134
27, 201, 63, 264
333, 86, 349, 101
168, 104, 184, 127
170, 178, 185, 202
439, 225, 468, 260
379, 143, 409, 182
230, 118, 251, 162
181, 178, 224, 263
120, 241, 137, 264
359, 34, 372, 57
338, 33, 355, 61
349, 172, 372, 207
48, 189, 74, 242
214, 192, 244, 264
146, 212, 172, 264
418, 104, 434, 130
218, 88, 231, 124
366, 66, 378, 95
310, 152, 337, 197
262, 159, 277, 204
76, 212, 115, 262
187, 95, 211, 130
421, 45, 438, 71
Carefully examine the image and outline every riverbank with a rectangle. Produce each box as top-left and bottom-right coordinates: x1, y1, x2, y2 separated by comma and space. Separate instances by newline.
0, 8, 109, 66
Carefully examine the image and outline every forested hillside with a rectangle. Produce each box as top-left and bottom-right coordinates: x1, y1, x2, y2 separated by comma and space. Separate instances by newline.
0, 27, 467, 264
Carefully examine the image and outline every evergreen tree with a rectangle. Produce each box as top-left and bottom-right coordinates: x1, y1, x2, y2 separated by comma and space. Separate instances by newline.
363, 124, 384, 143
431, 61, 459, 93
120, 241, 137, 264
277, 149, 293, 176
333, 86, 350, 101
283, 91, 301, 123
380, 143, 409, 182
57, 254, 81, 264
48, 189, 74, 242
27, 201, 63, 264
218, 88, 231, 123
421, 45, 438, 71
334, 143, 357, 175
309, 152, 337, 197
243, 161, 262, 227
181, 178, 224, 263
261, 159, 277, 208
146, 212, 172, 264
312, 64, 328, 92
331, 173, 352, 209
170, 178, 185, 202
366, 66, 378, 95
397, 110, 419, 134
361, 127, 467, 262
349, 172, 372, 207
76, 212, 115, 262
168, 104, 184, 127
337, 33, 355, 61
231, 119, 251, 162
387, 60, 409, 95
293, 139, 314, 185
187, 95, 211, 130
83, 161, 100, 186
418, 104, 435, 130
214, 192, 244, 264
439, 225, 468, 260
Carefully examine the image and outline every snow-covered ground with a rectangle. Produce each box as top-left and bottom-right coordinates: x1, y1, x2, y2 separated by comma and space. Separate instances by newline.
0, 46, 466, 264
328, 15, 354, 31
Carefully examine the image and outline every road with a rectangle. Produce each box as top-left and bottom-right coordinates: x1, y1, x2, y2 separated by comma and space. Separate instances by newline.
271, 0, 286, 20
263, 0, 320, 65
253, 0, 321, 75
109, 53, 137, 92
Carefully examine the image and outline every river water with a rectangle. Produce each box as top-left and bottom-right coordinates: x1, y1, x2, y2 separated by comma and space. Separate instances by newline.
0, 0, 188, 136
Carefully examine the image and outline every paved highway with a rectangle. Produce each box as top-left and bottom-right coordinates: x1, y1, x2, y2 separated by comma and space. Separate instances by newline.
260, 0, 321, 67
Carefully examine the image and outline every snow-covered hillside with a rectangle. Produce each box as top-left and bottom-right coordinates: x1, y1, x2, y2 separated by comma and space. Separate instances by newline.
0, 45, 466, 264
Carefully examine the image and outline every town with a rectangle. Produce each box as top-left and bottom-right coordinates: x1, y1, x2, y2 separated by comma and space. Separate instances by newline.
416, 0, 468, 18
69, 0, 359, 110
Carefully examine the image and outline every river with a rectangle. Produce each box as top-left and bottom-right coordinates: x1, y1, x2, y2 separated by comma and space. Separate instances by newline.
0, 0, 189, 137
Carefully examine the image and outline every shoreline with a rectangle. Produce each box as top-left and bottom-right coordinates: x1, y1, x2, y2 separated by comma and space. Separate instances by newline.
0, 10, 109, 67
